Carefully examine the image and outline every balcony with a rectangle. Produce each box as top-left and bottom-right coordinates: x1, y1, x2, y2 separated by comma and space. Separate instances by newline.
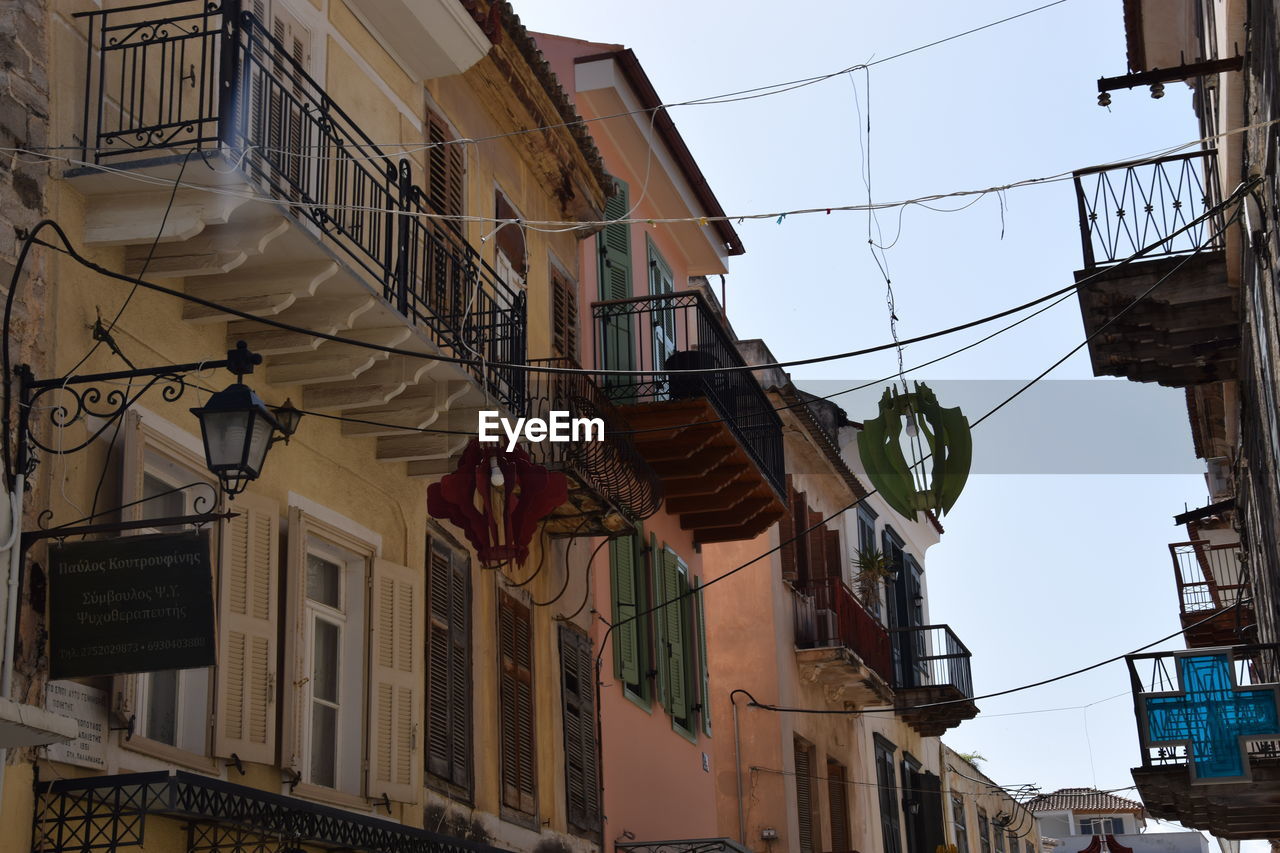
890, 624, 978, 736
592, 291, 785, 543
792, 578, 894, 707
1127, 644, 1280, 838
525, 358, 662, 536
69, 0, 525, 474
1072, 150, 1236, 387
1171, 540, 1254, 648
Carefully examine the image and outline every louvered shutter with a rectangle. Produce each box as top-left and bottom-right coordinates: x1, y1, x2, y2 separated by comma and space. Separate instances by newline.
111, 413, 146, 723
660, 547, 687, 720
599, 177, 634, 376
552, 271, 579, 361
610, 535, 640, 685
806, 509, 826, 584
280, 506, 311, 774
426, 108, 464, 224
829, 760, 851, 853
367, 557, 423, 804
499, 594, 536, 814
782, 488, 808, 582
779, 480, 798, 582
214, 491, 279, 764
559, 626, 600, 832
824, 529, 842, 584
794, 740, 815, 852
426, 539, 471, 788
694, 578, 711, 736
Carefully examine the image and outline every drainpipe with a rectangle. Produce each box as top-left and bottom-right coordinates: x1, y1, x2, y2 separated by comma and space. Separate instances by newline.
730, 689, 750, 845
0, 475, 26, 814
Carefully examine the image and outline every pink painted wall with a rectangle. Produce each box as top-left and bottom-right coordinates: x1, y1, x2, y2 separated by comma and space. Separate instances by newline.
536, 31, 723, 845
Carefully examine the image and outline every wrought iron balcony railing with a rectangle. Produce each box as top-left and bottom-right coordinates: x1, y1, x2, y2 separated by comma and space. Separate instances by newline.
526, 357, 662, 523
1172, 540, 1248, 616
1127, 644, 1280, 775
1073, 150, 1224, 269
74, 0, 524, 410
792, 577, 893, 683
890, 623, 974, 698
591, 290, 784, 494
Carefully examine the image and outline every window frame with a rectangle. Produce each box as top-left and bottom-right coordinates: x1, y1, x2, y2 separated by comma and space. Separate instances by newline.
301, 540, 353, 790
874, 734, 903, 853
952, 794, 970, 853
115, 412, 217, 771
977, 808, 993, 853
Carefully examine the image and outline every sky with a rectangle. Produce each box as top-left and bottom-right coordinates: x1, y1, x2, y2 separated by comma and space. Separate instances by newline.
514, 0, 1228, 844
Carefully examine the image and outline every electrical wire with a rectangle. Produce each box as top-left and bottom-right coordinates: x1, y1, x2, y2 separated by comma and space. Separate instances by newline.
16, 181, 1239, 383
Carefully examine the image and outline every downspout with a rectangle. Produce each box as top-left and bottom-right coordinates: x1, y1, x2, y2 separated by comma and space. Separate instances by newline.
730, 689, 750, 845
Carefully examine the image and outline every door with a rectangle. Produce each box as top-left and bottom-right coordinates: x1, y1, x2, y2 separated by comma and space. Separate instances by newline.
648, 242, 676, 399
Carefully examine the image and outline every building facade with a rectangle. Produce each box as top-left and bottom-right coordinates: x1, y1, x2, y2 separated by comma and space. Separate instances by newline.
1027, 787, 1208, 853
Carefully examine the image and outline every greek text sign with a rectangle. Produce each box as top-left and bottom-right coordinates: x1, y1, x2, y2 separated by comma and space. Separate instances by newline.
44, 680, 108, 769
49, 532, 215, 678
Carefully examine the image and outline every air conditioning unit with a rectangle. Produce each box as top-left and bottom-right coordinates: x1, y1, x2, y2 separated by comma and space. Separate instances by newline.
1206, 457, 1233, 501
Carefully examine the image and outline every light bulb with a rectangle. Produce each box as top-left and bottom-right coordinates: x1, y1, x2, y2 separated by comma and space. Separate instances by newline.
490, 457, 505, 487
904, 417, 919, 438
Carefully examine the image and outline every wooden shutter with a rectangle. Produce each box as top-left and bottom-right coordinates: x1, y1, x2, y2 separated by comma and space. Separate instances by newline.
779, 480, 798, 582
794, 739, 815, 852
828, 759, 851, 853
694, 578, 711, 736
559, 626, 600, 832
214, 491, 279, 764
552, 270, 579, 361
806, 509, 826, 584
599, 177, 633, 375
660, 547, 687, 720
367, 557, 423, 804
426, 107, 464, 222
610, 535, 641, 686
824, 528, 842, 584
281, 505, 311, 774
426, 538, 471, 788
499, 594, 535, 814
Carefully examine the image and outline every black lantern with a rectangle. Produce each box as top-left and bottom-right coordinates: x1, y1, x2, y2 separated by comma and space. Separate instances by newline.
191, 342, 293, 497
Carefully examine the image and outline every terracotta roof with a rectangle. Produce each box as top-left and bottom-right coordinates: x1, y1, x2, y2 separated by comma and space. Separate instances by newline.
1026, 788, 1144, 814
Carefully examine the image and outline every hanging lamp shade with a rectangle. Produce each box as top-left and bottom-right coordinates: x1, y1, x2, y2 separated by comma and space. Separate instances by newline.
191, 381, 281, 497
856, 382, 972, 521
427, 439, 568, 565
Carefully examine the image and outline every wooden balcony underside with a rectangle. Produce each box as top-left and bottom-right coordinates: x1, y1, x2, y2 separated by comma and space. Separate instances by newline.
1132, 762, 1280, 838
620, 398, 785, 543
1077, 251, 1238, 387
894, 684, 978, 737
67, 158, 496, 475
1180, 605, 1256, 648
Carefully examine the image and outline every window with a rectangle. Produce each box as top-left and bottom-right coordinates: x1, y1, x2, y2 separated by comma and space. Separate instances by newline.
283, 507, 373, 802
1026, 842, 1035, 853
551, 265, 579, 362
856, 505, 880, 617
875, 736, 903, 853
495, 189, 526, 287
598, 176, 635, 376
828, 758, 852, 853
560, 626, 600, 835
794, 737, 817, 853
952, 795, 970, 853
426, 536, 471, 792
977, 809, 992, 853
610, 534, 649, 705
498, 592, 536, 817
994, 823, 1006, 853
648, 239, 676, 377
1008, 832, 1019, 853
1079, 818, 1124, 835
115, 414, 216, 764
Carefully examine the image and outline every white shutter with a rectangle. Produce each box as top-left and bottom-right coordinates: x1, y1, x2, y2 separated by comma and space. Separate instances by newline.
111, 412, 146, 730
367, 557, 423, 803
214, 491, 279, 764
281, 505, 311, 774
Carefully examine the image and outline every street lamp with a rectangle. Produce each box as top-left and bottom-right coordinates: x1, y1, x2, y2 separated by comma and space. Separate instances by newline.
191, 341, 299, 497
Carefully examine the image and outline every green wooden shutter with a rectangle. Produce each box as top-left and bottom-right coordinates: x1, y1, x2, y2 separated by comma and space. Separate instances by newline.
661, 547, 687, 720
599, 178, 634, 376
611, 535, 640, 687
694, 578, 712, 736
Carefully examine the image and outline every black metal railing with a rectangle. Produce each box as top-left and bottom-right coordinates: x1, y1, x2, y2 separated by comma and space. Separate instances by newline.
889, 624, 973, 698
1171, 540, 1248, 615
1073, 149, 1224, 269
74, 0, 524, 410
615, 839, 753, 853
591, 291, 784, 494
526, 357, 662, 522
1127, 644, 1280, 771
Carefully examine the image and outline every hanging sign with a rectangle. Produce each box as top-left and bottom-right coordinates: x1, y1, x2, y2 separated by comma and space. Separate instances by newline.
48, 531, 216, 678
